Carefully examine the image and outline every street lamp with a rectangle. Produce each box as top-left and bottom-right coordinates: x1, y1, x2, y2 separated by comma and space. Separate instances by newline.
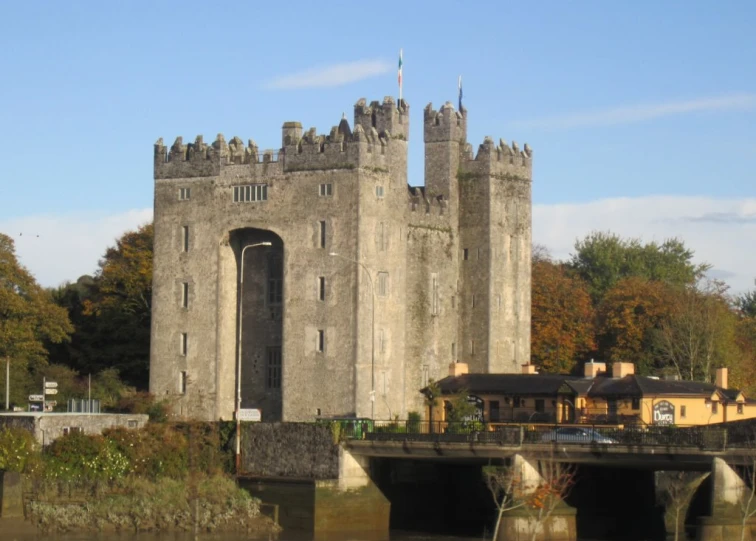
329, 252, 375, 420
235, 241, 272, 473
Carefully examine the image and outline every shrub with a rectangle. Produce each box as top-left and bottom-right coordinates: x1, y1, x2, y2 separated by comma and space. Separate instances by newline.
0, 427, 38, 473
44, 432, 129, 483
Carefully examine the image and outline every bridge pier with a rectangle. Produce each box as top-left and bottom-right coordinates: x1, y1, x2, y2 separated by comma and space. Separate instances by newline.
497, 455, 577, 541
696, 458, 755, 541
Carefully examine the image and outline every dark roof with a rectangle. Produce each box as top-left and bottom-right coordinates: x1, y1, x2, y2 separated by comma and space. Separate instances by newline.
427, 373, 743, 401
431, 373, 583, 397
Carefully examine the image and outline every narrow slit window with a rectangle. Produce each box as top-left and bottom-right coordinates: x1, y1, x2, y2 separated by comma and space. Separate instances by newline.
472, 294, 476, 308
180, 333, 188, 356
431, 273, 439, 315
463, 248, 469, 261
182, 226, 189, 252
317, 330, 325, 352
470, 340, 475, 355
379, 329, 386, 353
376, 185, 385, 198
318, 276, 326, 301
451, 342, 456, 358
266, 347, 282, 389
319, 221, 326, 248
377, 272, 389, 297
181, 282, 189, 308
179, 371, 187, 394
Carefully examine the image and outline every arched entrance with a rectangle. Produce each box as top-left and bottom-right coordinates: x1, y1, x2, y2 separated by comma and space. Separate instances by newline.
230, 228, 284, 421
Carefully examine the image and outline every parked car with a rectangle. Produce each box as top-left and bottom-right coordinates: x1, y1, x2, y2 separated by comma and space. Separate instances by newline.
539, 427, 617, 444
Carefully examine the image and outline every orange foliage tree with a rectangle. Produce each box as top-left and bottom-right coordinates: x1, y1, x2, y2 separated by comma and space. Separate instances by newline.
596, 277, 672, 373
531, 258, 595, 373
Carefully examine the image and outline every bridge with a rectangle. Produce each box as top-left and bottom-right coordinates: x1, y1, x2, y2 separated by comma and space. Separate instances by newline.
239, 420, 756, 541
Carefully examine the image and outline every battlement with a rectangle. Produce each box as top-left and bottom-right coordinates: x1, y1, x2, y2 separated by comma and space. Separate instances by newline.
459, 136, 533, 179
424, 102, 467, 143
354, 96, 410, 141
407, 186, 449, 215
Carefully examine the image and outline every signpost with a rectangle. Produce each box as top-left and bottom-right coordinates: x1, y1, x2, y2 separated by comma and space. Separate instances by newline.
45, 389, 58, 395
28, 394, 44, 402
238, 408, 262, 422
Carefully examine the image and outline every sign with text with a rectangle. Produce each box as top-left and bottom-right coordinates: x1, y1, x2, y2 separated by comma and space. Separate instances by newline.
45, 388, 58, 395
28, 394, 44, 402
45, 381, 58, 388
653, 400, 675, 425
238, 409, 262, 422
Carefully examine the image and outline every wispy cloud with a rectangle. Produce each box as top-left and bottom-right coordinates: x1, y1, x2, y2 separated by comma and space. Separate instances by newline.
534, 195, 756, 294
264, 59, 392, 90
512, 93, 756, 130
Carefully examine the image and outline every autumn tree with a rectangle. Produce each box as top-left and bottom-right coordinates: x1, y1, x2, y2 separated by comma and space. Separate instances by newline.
48, 224, 153, 389
531, 256, 595, 373
570, 232, 707, 302
596, 277, 673, 373
654, 280, 740, 382
0, 233, 73, 407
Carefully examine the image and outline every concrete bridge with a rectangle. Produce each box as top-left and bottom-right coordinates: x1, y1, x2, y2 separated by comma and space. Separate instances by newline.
239, 421, 756, 541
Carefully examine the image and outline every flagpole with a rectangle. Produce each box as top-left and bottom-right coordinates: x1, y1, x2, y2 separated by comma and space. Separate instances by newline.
398, 49, 403, 104
458, 75, 463, 112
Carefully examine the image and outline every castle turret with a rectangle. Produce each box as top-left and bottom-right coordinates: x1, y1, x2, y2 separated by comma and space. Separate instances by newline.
423, 102, 467, 200
353, 97, 410, 141
282, 122, 303, 147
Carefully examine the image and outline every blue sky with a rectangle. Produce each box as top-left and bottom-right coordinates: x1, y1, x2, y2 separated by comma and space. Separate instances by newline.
0, 1, 754, 291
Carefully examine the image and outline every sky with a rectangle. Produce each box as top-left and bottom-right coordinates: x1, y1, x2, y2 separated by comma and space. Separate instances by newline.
0, 1, 754, 293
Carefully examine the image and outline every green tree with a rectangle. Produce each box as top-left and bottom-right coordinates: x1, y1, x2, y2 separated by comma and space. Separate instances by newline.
736, 289, 756, 318
0, 233, 73, 407
531, 256, 595, 373
570, 231, 707, 301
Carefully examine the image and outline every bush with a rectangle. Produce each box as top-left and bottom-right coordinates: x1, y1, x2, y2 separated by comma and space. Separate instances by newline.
0, 427, 39, 473
104, 424, 188, 480
44, 432, 129, 483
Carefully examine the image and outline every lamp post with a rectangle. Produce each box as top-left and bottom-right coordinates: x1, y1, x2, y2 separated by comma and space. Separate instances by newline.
235, 241, 272, 473
329, 252, 375, 420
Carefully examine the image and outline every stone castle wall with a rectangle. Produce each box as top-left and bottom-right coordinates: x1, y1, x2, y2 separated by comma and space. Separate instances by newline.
150, 96, 532, 421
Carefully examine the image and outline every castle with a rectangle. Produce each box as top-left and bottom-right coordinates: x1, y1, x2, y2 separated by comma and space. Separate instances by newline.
150, 97, 532, 421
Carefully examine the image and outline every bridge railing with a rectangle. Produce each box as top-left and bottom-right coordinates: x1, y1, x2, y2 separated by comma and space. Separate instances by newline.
347, 420, 732, 450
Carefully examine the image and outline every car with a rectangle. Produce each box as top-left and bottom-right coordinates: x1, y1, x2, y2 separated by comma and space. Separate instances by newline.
539, 427, 617, 444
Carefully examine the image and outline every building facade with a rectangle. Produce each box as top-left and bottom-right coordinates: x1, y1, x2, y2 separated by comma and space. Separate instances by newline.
150, 97, 532, 421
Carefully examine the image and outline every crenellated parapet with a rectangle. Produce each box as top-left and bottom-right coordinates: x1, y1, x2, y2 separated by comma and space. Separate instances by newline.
354, 96, 410, 141
407, 186, 449, 215
459, 136, 533, 181
154, 134, 276, 179
424, 102, 467, 143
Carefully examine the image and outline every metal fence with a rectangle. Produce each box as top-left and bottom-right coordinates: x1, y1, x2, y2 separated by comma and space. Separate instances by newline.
341, 420, 738, 450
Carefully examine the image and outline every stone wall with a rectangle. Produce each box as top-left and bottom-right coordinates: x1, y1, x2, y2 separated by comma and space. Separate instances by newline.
0, 413, 148, 445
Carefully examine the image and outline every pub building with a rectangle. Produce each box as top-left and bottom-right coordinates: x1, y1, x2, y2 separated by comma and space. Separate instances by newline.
424, 361, 756, 427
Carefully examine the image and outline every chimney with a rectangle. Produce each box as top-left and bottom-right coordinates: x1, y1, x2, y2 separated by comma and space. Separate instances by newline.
612, 362, 635, 379
584, 360, 607, 378
716, 367, 728, 389
449, 362, 468, 377
521, 363, 537, 375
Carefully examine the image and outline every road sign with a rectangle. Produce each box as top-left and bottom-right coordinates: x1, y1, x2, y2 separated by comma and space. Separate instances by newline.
28, 394, 44, 402
45, 388, 58, 395
238, 408, 262, 422
45, 381, 58, 388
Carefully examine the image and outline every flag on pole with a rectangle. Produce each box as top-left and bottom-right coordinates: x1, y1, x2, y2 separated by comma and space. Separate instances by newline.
458, 75, 463, 111
398, 49, 403, 102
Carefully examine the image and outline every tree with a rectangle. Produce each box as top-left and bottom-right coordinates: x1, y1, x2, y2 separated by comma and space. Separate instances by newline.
531, 258, 595, 373
658, 471, 708, 541
654, 280, 739, 382
736, 289, 756, 318
570, 231, 707, 302
0, 233, 72, 406
50, 224, 153, 388
484, 464, 528, 541
596, 277, 673, 373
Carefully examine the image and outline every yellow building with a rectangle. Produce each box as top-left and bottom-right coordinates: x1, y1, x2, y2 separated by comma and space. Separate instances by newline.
427, 361, 756, 427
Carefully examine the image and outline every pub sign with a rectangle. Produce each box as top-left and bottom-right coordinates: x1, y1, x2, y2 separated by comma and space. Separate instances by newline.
653, 400, 675, 425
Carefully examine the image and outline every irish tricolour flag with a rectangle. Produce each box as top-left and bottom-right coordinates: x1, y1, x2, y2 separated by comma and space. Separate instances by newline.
398, 49, 403, 101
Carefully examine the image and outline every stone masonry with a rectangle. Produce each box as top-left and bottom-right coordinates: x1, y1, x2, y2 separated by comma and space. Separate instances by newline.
150, 97, 532, 421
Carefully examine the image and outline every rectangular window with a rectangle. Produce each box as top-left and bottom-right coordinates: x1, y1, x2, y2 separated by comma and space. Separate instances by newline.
631, 397, 640, 410
463, 248, 469, 261
470, 340, 475, 355
318, 276, 326, 301
182, 226, 189, 252
267, 255, 283, 305
535, 399, 545, 413
317, 330, 325, 352
431, 273, 439, 315
319, 221, 327, 248
181, 282, 189, 308
266, 347, 281, 389
681, 405, 687, 418
451, 342, 456, 358
712, 401, 719, 414
489, 401, 500, 422
376, 185, 384, 198
180, 333, 188, 356
319, 183, 333, 197
179, 187, 191, 200
377, 272, 389, 297
179, 371, 187, 394
738, 403, 744, 415
233, 184, 268, 202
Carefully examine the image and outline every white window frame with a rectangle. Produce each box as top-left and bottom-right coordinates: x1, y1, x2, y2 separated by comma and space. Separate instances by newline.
319, 183, 333, 197
179, 187, 191, 201
376, 185, 385, 199
233, 184, 268, 202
